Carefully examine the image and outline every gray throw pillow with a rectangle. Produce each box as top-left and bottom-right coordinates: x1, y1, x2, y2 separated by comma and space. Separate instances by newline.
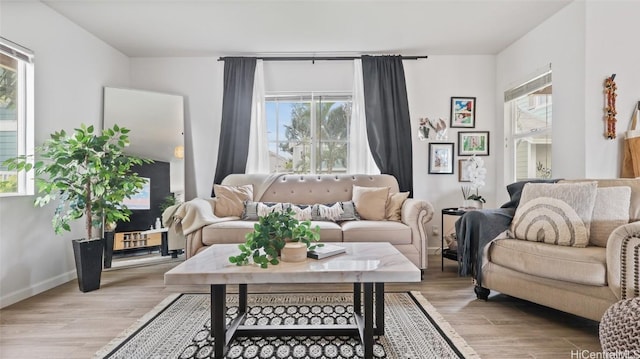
311, 201, 359, 222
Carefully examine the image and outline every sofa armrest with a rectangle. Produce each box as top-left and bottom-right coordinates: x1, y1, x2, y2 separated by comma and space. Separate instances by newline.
606, 221, 640, 300
401, 198, 435, 269
172, 198, 224, 259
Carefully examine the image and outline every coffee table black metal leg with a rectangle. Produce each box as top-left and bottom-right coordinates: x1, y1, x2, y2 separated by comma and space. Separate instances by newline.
375, 282, 384, 335
239, 284, 247, 313
211, 284, 227, 359
363, 283, 374, 359
353, 283, 361, 315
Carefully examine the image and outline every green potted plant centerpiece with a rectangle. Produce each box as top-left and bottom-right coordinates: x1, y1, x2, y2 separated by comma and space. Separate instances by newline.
3, 124, 151, 292
229, 209, 321, 268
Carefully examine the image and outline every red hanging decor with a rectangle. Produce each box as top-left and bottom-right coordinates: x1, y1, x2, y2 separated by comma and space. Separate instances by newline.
604, 74, 617, 139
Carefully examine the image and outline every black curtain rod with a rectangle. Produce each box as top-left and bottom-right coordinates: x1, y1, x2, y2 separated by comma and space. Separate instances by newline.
217, 55, 428, 62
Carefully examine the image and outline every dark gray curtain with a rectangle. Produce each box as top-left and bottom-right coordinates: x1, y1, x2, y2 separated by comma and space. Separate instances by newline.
213, 57, 257, 191
361, 55, 413, 195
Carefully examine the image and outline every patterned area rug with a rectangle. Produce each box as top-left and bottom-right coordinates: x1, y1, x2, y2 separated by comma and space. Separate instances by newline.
95, 291, 479, 359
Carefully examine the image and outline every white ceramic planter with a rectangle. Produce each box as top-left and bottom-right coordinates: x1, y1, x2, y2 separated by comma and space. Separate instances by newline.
462, 200, 483, 209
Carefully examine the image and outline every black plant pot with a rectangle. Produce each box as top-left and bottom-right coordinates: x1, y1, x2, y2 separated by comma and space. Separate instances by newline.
72, 238, 104, 292
103, 232, 114, 269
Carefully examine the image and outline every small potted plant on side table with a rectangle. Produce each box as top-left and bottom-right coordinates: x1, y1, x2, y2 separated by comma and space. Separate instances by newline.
461, 155, 487, 209
3, 124, 151, 292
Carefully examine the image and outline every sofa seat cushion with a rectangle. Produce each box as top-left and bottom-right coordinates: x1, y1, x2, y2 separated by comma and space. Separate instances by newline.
309, 221, 343, 242
202, 220, 343, 246
341, 220, 411, 245
202, 221, 256, 245
489, 239, 607, 286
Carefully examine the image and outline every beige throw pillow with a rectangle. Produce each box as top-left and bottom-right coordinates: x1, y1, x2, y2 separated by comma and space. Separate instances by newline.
386, 192, 410, 221
213, 184, 253, 217
511, 182, 598, 247
589, 186, 631, 247
352, 185, 390, 220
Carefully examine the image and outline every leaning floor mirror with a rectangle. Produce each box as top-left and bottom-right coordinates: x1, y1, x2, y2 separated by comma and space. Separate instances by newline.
102, 86, 185, 267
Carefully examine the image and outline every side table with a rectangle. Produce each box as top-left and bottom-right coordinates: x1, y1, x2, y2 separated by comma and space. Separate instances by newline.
441, 208, 467, 271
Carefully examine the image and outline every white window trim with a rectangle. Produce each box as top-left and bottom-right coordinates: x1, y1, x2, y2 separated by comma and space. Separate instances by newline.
265, 91, 352, 174
503, 64, 552, 183
0, 37, 35, 196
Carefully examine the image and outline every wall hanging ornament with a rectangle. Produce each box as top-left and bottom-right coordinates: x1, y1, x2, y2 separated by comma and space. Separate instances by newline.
604, 74, 617, 139
418, 117, 448, 141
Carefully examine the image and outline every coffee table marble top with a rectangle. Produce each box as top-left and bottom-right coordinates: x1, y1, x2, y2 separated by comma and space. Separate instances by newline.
165, 242, 421, 285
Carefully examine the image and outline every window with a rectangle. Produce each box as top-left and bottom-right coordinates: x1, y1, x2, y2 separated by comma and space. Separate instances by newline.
505, 70, 552, 181
0, 37, 34, 195
265, 93, 352, 174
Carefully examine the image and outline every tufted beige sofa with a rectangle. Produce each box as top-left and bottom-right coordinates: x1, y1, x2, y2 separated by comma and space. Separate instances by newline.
478, 179, 640, 321
182, 174, 434, 269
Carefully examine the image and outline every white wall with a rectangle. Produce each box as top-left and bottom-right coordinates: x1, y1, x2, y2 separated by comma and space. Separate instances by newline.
0, 2, 130, 308
131, 56, 497, 251
130, 57, 223, 200
496, 0, 640, 203
405, 56, 497, 249
496, 1, 587, 204
584, 1, 640, 178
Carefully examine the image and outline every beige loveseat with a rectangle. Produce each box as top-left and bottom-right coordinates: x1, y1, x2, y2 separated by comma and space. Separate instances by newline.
476, 179, 640, 321
177, 174, 434, 269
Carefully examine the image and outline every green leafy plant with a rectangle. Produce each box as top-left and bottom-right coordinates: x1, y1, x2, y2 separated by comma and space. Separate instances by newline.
159, 194, 178, 213
2, 124, 152, 241
229, 209, 321, 268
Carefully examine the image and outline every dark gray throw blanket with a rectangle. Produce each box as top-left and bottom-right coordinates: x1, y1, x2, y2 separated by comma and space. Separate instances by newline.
455, 179, 560, 286
455, 208, 515, 286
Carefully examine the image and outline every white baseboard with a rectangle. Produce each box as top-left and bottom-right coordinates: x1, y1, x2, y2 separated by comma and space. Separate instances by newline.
0, 270, 76, 309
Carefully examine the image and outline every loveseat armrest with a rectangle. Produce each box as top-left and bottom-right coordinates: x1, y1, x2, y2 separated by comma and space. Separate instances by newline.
606, 221, 640, 300
401, 198, 435, 269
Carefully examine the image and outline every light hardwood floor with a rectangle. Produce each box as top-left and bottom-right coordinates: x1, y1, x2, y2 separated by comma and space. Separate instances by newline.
0, 255, 601, 359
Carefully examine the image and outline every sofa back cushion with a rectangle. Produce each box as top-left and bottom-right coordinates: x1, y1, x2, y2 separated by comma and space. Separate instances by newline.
352, 185, 390, 220
386, 191, 410, 221
213, 184, 253, 217
511, 181, 598, 247
560, 178, 640, 222
221, 173, 400, 205
590, 186, 631, 247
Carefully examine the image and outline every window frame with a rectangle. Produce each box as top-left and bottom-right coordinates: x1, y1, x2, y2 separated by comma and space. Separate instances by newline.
265, 92, 352, 174
504, 68, 552, 182
0, 37, 35, 197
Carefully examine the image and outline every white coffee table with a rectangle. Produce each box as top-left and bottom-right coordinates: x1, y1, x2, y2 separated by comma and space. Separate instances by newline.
164, 242, 421, 359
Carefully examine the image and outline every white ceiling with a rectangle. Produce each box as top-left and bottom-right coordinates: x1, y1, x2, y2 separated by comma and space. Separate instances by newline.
42, 0, 572, 57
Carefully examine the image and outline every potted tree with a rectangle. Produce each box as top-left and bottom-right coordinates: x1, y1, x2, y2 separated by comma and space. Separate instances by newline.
3, 124, 150, 292
228, 209, 321, 268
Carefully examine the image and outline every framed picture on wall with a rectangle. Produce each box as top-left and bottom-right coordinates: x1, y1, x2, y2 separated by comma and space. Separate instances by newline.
458, 159, 471, 182
458, 131, 490, 156
428, 142, 454, 174
450, 97, 476, 128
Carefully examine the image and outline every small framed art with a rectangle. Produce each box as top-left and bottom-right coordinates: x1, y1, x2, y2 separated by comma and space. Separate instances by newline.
458, 159, 471, 182
458, 131, 490, 156
450, 97, 476, 128
428, 142, 454, 174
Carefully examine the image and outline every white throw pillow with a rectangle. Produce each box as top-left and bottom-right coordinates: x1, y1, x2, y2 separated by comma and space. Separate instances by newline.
510, 182, 598, 247
589, 186, 631, 247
